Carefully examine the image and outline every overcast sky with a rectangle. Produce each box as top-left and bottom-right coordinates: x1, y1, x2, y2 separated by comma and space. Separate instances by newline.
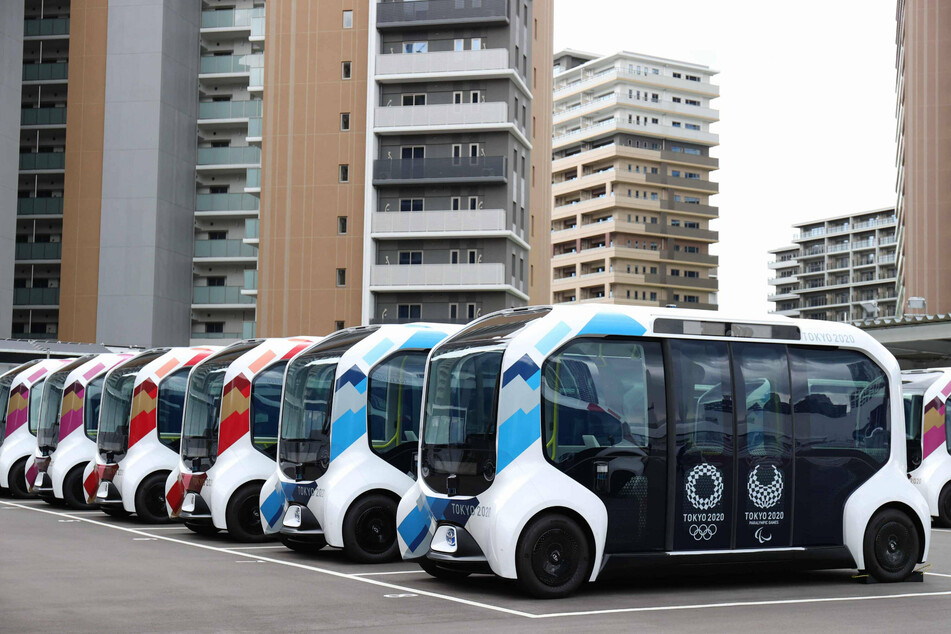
552, 0, 898, 315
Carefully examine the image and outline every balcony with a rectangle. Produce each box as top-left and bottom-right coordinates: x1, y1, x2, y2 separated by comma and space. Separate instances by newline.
376, 48, 511, 80
198, 100, 262, 120
192, 286, 255, 306
244, 218, 259, 240
17, 198, 63, 216
370, 263, 524, 296
191, 331, 240, 340
377, 0, 509, 29
201, 8, 253, 29
15, 242, 62, 261
24, 17, 70, 37
13, 287, 60, 306
243, 269, 258, 292
372, 156, 506, 185
193, 239, 258, 260
553, 117, 718, 148
553, 66, 719, 100
662, 248, 718, 266
661, 199, 718, 218
22, 62, 68, 82
196, 193, 259, 212
21, 107, 67, 126
644, 173, 718, 193
197, 146, 260, 168
371, 209, 508, 236
19, 152, 65, 171
374, 102, 509, 132
199, 55, 252, 75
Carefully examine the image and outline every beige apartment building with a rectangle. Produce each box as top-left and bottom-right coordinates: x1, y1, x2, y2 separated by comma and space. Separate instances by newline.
895, 0, 951, 315
548, 50, 719, 309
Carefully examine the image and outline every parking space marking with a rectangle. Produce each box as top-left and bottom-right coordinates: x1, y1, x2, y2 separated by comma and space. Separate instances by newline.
135, 526, 194, 531
8, 498, 951, 621
353, 570, 427, 577
925, 571, 951, 579
226, 545, 289, 550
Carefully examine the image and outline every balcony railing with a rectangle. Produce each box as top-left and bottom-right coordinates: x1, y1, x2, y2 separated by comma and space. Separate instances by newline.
376, 48, 510, 77
191, 331, 240, 340
246, 168, 261, 189
192, 286, 255, 305
244, 269, 258, 290
24, 17, 70, 37
372, 156, 506, 184
248, 117, 262, 137
193, 239, 258, 259
201, 8, 253, 29
371, 209, 507, 234
21, 107, 67, 126
19, 153, 65, 170
17, 198, 63, 216
376, 0, 509, 29
374, 102, 508, 129
370, 263, 513, 288
14, 287, 60, 306
197, 146, 261, 166
196, 192, 259, 212
15, 242, 62, 260
22, 62, 68, 81
198, 100, 262, 120
199, 55, 252, 75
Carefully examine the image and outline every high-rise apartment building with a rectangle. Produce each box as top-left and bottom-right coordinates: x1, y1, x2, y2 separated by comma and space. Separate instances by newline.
1, 0, 552, 345
549, 50, 719, 309
257, 0, 553, 335
767, 207, 899, 321
894, 0, 951, 316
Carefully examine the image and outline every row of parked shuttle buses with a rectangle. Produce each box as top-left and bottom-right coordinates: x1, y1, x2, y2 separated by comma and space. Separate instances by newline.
1, 306, 949, 597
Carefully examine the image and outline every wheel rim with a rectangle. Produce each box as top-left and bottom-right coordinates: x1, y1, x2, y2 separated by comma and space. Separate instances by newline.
875, 520, 912, 573
144, 482, 166, 519
355, 506, 395, 554
531, 528, 579, 587
239, 496, 263, 536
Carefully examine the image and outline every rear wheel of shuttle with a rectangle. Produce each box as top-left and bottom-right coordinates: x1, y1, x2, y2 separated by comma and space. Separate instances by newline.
863, 508, 920, 583
280, 534, 326, 554
418, 558, 471, 581
8, 459, 30, 499
343, 494, 399, 563
63, 466, 96, 510
516, 513, 591, 599
938, 484, 951, 528
227, 483, 267, 542
135, 473, 171, 524
184, 521, 219, 536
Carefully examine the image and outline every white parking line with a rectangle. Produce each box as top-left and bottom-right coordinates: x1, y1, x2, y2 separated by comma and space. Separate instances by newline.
226, 545, 288, 550
353, 570, 427, 577
6, 498, 951, 621
136, 526, 194, 531
925, 571, 951, 579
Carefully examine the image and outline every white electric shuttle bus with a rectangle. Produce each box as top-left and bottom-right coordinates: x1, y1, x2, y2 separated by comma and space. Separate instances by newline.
165, 337, 317, 541
902, 368, 951, 527
0, 360, 41, 494
258, 323, 458, 561
0, 359, 69, 498
30, 354, 131, 507
396, 305, 931, 598
85, 347, 217, 521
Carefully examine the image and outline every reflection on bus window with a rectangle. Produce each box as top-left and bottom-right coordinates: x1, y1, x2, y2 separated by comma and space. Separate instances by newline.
542, 339, 662, 461
83, 375, 105, 441
669, 340, 732, 456
789, 347, 889, 464
157, 368, 190, 450
250, 362, 286, 459
29, 378, 48, 434
368, 352, 426, 455
733, 343, 791, 456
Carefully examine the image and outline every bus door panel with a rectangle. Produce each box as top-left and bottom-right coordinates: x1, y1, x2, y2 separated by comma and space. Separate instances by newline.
732, 343, 794, 549
669, 340, 734, 551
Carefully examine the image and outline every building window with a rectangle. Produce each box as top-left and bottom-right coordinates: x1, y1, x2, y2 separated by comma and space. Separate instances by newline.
450, 250, 459, 264
206, 322, 225, 334
454, 38, 464, 51
338, 164, 349, 182
207, 276, 226, 287
470, 37, 482, 50
470, 90, 480, 103
403, 41, 428, 54
451, 196, 461, 211
398, 251, 422, 265
449, 304, 458, 320
468, 196, 479, 210
337, 217, 348, 234
467, 249, 478, 264
401, 146, 424, 159
402, 93, 426, 106
398, 304, 421, 320
336, 268, 346, 286
467, 303, 477, 320
335, 320, 345, 330
341, 61, 351, 79
340, 113, 350, 131
399, 198, 423, 211
342, 10, 352, 28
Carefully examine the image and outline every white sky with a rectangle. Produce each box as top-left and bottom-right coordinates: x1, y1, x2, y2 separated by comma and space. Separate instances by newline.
552, 0, 898, 315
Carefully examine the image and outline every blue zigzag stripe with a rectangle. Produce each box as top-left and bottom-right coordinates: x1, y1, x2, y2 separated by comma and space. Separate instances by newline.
578, 312, 645, 337
260, 487, 285, 528
329, 405, 367, 461
535, 321, 571, 355
400, 330, 447, 351
335, 365, 367, 393
497, 403, 541, 473
501, 354, 539, 388
398, 503, 431, 552
363, 338, 394, 366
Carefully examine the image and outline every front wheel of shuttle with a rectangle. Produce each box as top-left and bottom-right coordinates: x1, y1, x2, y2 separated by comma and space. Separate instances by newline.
516, 513, 591, 599
418, 558, 472, 581
864, 508, 920, 583
280, 534, 326, 554
227, 483, 267, 542
938, 484, 951, 528
343, 494, 399, 563
185, 521, 219, 536
63, 466, 97, 510
8, 459, 31, 499
135, 473, 171, 524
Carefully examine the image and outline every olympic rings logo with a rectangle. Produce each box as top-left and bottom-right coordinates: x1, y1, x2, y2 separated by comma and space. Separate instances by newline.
689, 523, 718, 541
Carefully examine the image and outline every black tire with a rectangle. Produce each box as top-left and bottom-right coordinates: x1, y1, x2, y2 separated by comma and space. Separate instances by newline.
342, 493, 399, 563
515, 513, 591, 599
63, 465, 97, 510
937, 484, 951, 529
864, 508, 920, 583
226, 483, 267, 543
135, 472, 171, 524
418, 557, 472, 581
280, 534, 326, 554
41, 495, 66, 507
101, 506, 130, 518
8, 459, 31, 499
184, 521, 219, 536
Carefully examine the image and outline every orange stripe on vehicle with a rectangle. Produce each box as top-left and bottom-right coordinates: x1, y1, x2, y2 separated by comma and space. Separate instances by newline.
154, 358, 180, 380
248, 349, 278, 374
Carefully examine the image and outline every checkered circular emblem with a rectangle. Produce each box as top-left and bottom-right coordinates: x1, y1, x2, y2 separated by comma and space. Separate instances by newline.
685, 463, 723, 510
747, 464, 783, 509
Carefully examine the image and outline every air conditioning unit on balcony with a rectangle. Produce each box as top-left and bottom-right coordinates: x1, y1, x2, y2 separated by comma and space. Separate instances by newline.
48, 279, 59, 288
50, 235, 61, 243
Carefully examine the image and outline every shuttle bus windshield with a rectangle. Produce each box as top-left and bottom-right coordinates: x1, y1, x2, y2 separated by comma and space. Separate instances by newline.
421, 344, 505, 496
28, 378, 48, 436
36, 371, 69, 454
96, 368, 140, 459
83, 376, 105, 442
903, 390, 924, 471
278, 350, 342, 480
0, 372, 14, 442
180, 355, 237, 469
157, 368, 190, 451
